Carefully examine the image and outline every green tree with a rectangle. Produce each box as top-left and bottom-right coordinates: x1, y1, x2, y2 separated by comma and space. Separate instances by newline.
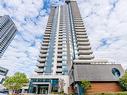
3, 72, 29, 95
119, 71, 127, 91
81, 80, 91, 90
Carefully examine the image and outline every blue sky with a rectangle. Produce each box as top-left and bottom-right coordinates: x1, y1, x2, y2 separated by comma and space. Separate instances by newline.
0, 0, 127, 76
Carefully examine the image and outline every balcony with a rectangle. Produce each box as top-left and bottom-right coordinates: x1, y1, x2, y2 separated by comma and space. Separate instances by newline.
75, 27, 85, 29
77, 42, 90, 45
74, 17, 82, 19
56, 68, 62, 72
58, 39, 63, 42
73, 60, 92, 64
58, 36, 63, 39
77, 39, 89, 43
45, 30, 51, 33
57, 49, 62, 52
78, 50, 93, 54
43, 39, 50, 42
44, 33, 50, 37
74, 23, 84, 26
74, 20, 83, 22
58, 46, 62, 48
59, 31, 63, 34
58, 42, 62, 45
38, 58, 46, 62
35, 68, 44, 73
41, 43, 49, 46
76, 32, 87, 35
57, 54, 63, 56
76, 34, 87, 37
46, 24, 52, 27
57, 63, 63, 67
77, 36, 88, 40
78, 54, 94, 60
36, 64, 45, 67
41, 46, 48, 50
40, 49, 47, 53
75, 28, 85, 32
39, 54, 47, 58
47, 23, 52, 25
46, 27, 52, 30
45, 28, 51, 31
57, 58, 62, 62
78, 46, 91, 50
43, 36, 50, 40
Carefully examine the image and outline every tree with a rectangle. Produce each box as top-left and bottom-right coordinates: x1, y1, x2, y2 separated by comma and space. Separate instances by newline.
3, 72, 29, 95
81, 80, 91, 90
119, 71, 127, 91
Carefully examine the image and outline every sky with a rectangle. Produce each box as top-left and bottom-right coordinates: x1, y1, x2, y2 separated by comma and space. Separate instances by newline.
0, 0, 127, 76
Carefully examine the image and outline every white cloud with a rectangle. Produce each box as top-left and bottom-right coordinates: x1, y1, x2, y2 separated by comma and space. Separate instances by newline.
0, 0, 48, 76
77, 0, 127, 69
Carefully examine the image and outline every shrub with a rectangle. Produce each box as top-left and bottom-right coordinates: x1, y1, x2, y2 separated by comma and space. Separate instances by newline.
80, 80, 91, 90
119, 71, 127, 91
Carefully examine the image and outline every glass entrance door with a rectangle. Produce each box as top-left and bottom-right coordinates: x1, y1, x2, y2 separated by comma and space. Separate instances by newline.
38, 85, 49, 94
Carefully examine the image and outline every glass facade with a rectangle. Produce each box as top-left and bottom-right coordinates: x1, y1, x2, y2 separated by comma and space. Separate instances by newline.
29, 78, 59, 94
0, 66, 8, 83
0, 15, 17, 57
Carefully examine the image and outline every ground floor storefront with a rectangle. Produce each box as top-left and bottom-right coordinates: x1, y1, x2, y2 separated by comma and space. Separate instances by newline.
29, 75, 69, 94
29, 78, 59, 94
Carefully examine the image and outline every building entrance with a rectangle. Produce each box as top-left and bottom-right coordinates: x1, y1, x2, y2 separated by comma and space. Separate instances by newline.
29, 78, 59, 94
32, 84, 49, 94
38, 85, 49, 94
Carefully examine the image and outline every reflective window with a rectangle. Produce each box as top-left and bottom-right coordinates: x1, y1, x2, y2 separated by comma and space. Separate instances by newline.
62, 55, 67, 60
112, 68, 121, 77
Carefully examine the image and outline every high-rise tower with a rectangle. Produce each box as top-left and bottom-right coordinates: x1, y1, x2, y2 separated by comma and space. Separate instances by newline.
36, 0, 94, 75
0, 15, 17, 57
29, 0, 124, 94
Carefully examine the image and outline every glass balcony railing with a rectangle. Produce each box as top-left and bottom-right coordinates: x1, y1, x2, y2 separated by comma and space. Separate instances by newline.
44, 7, 59, 74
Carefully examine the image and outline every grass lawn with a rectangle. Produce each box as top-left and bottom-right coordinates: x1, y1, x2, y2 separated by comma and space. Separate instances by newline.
95, 92, 127, 95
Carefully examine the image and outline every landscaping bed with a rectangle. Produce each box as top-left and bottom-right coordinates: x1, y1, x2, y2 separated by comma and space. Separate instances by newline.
95, 92, 127, 95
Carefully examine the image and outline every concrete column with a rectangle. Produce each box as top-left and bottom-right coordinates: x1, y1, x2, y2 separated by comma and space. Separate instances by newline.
36, 86, 38, 94
48, 83, 51, 94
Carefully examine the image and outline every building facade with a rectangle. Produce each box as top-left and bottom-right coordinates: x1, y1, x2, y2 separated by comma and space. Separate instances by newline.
0, 15, 17, 58
29, 0, 124, 94
0, 66, 8, 84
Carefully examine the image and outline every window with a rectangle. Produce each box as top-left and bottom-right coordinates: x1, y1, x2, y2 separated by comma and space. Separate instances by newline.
62, 51, 67, 55
62, 48, 67, 51
62, 60, 66, 64
112, 68, 121, 77
62, 43, 66, 46
62, 55, 67, 60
